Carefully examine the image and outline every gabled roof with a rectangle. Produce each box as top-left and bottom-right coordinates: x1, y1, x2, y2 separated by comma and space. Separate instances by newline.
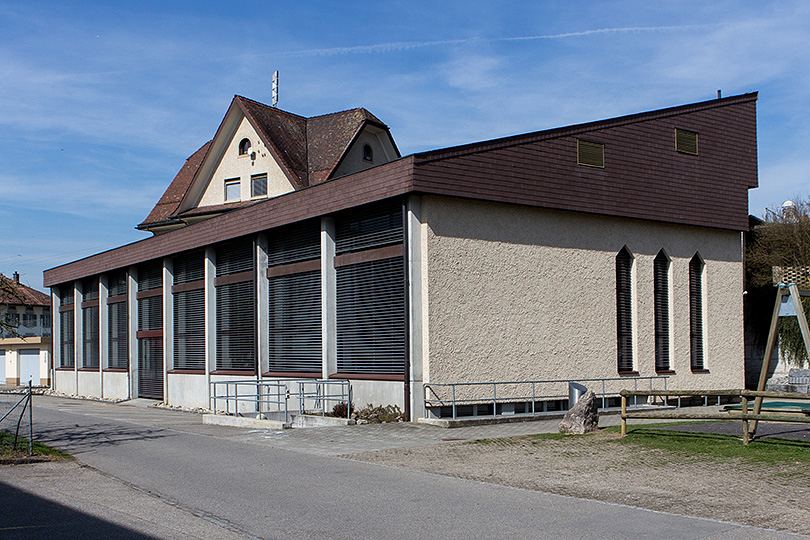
0, 274, 50, 306
138, 97, 398, 231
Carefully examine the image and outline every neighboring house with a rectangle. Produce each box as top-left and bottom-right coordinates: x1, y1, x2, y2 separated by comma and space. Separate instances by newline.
43, 93, 758, 420
1, 272, 52, 386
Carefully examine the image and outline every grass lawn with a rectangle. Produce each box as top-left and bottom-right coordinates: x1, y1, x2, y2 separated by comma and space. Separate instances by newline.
0, 430, 72, 460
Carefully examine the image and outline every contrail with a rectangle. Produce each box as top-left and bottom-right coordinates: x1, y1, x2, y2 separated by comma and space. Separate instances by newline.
276, 24, 715, 58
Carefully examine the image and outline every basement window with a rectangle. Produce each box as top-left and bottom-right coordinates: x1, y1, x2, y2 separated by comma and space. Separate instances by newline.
577, 140, 604, 168
675, 129, 698, 155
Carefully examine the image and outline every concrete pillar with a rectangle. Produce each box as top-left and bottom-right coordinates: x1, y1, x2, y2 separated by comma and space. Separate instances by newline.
162, 258, 173, 403
73, 281, 81, 390
321, 217, 336, 379
204, 247, 216, 404
127, 267, 138, 400
406, 195, 426, 420
51, 289, 60, 390
256, 234, 269, 377
99, 274, 108, 397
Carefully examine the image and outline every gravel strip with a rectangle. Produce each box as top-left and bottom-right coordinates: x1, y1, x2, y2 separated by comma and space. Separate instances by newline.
343, 430, 810, 536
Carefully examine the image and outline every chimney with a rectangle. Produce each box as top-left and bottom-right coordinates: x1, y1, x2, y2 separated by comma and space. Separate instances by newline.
13, 271, 19, 283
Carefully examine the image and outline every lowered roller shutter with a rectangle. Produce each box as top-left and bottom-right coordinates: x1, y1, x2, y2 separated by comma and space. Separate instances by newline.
216, 239, 255, 371
138, 262, 163, 399
173, 252, 205, 371
689, 255, 704, 371
336, 256, 405, 375
653, 251, 670, 372
268, 270, 321, 374
615, 247, 633, 373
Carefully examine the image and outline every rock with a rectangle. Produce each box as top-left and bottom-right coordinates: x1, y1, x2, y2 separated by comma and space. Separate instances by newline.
559, 389, 598, 434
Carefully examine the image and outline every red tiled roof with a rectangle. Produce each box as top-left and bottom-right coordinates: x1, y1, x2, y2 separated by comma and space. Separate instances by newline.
307, 108, 385, 184
0, 275, 50, 306
138, 141, 212, 229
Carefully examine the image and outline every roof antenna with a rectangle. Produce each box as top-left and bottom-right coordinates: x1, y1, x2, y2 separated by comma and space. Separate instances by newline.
717, 89, 722, 99
272, 71, 279, 108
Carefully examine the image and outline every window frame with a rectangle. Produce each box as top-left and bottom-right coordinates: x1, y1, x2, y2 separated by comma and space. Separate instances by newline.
615, 246, 635, 374
224, 178, 241, 202
653, 250, 672, 373
250, 173, 268, 199
689, 253, 706, 371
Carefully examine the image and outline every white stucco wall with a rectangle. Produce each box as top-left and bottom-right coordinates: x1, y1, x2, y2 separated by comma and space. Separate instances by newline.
198, 117, 295, 207
332, 126, 398, 178
422, 196, 744, 393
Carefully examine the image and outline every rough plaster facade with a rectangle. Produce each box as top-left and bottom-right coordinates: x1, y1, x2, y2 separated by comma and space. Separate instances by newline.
198, 117, 294, 206
422, 196, 744, 393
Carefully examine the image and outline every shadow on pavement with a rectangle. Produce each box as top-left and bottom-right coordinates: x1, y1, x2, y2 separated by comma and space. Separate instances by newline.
34, 423, 170, 454
0, 481, 158, 540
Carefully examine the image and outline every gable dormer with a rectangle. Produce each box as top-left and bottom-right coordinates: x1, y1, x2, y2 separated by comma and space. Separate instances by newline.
137, 96, 399, 235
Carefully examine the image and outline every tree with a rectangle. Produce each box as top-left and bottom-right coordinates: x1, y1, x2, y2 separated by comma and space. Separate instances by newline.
0, 274, 26, 337
746, 197, 810, 366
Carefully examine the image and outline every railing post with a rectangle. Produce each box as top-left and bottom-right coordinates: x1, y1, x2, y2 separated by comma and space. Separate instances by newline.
602, 379, 606, 409
493, 383, 497, 417
531, 382, 535, 414
742, 395, 750, 445
621, 394, 627, 436
452, 385, 457, 420
28, 381, 33, 456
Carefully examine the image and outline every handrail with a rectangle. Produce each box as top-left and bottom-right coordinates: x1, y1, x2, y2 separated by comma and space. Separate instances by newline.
424, 376, 669, 420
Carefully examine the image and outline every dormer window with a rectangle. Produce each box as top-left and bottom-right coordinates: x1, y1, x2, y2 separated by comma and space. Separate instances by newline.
238, 138, 252, 156
362, 144, 373, 162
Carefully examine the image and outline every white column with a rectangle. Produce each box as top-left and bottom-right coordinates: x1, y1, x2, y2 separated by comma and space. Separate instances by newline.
407, 195, 426, 420
321, 217, 336, 378
162, 258, 173, 403
73, 281, 81, 390
256, 234, 269, 377
99, 275, 108, 397
51, 289, 60, 390
204, 247, 216, 404
127, 267, 138, 400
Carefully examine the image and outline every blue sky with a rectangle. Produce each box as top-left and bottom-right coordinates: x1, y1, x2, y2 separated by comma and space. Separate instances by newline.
1, 1, 809, 290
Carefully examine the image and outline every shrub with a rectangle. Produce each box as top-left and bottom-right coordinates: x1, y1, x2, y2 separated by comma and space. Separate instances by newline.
352, 403, 404, 423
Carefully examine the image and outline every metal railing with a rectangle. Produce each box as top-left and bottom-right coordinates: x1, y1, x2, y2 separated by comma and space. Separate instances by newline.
0, 381, 34, 455
209, 379, 352, 423
424, 376, 669, 420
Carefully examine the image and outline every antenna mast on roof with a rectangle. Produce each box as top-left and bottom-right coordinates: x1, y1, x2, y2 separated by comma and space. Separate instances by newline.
272, 71, 279, 108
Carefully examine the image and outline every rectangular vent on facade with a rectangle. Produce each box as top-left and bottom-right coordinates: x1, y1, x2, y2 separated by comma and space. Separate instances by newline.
577, 140, 604, 168
676, 129, 698, 155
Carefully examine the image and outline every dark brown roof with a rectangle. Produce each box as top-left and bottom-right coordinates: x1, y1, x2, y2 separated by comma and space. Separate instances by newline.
45, 93, 758, 287
138, 141, 212, 229
0, 274, 50, 306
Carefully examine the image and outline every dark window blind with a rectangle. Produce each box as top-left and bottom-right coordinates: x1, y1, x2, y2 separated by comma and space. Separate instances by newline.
653, 251, 670, 371
335, 201, 403, 254
108, 300, 128, 369
82, 305, 99, 368
174, 289, 205, 370
336, 257, 406, 375
138, 262, 163, 291
174, 252, 204, 284
60, 310, 74, 368
689, 255, 705, 370
267, 220, 320, 267
616, 248, 633, 372
108, 271, 127, 296
216, 240, 255, 371
268, 270, 322, 373
82, 278, 99, 301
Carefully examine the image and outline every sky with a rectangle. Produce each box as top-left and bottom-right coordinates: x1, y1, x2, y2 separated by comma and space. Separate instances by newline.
1, 1, 809, 291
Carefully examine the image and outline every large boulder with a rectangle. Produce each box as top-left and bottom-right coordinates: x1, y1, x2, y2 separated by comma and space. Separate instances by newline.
559, 389, 598, 434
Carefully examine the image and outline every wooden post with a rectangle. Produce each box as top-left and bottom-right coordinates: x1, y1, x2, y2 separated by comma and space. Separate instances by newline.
788, 283, 810, 360
621, 394, 627, 436
752, 286, 785, 437
741, 396, 749, 445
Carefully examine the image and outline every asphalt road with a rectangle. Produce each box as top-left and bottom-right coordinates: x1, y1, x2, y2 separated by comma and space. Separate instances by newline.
1, 394, 804, 539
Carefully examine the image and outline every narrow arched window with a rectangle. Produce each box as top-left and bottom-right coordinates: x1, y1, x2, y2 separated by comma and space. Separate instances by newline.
362, 144, 373, 162
616, 247, 634, 373
654, 250, 671, 372
689, 254, 705, 371
238, 138, 251, 156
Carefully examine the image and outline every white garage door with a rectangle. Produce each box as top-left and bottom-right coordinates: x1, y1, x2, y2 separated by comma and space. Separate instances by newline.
19, 349, 39, 386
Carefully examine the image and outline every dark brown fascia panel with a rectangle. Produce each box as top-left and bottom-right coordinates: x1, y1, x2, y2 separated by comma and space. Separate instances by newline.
44, 157, 416, 287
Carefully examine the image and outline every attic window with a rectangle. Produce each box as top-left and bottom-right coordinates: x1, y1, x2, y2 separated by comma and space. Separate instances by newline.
238, 138, 251, 156
577, 140, 604, 168
362, 144, 373, 162
225, 178, 240, 202
675, 129, 698, 155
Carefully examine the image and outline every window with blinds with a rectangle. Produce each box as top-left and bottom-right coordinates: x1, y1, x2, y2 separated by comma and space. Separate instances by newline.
267, 220, 321, 375
615, 247, 634, 373
216, 239, 255, 371
82, 305, 99, 368
107, 270, 128, 370
59, 310, 74, 368
173, 252, 205, 371
653, 251, 670, 372
334, 201, 406, 377
137, 262, 163, 399
689, 254, 705, 371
